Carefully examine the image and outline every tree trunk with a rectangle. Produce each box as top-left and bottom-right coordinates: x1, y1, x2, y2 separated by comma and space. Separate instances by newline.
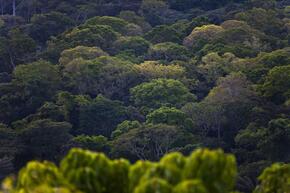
12, 0, 16, 16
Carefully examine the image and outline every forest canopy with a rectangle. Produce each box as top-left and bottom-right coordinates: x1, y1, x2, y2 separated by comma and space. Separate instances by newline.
0, 0, 289, 193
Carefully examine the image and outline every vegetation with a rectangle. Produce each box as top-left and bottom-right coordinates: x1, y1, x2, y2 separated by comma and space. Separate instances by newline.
0, 0, 289, 192
1, 148, 289, 193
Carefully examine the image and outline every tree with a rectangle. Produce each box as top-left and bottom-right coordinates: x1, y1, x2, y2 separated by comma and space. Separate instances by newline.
254, 163, 290, 193
182, 102, 226, 144
183, 24, 224, 50
111, 124, 195, 160
84, 16, 129, 34
144, 25, 183, 44
183, 149, 237, 193
59, 46, 108, 66
0, 124, 18, 158
148, 42, 190, 62
258, 65, 290, 104
134, 61, 185, 80
113, 36, 150, 56
173, 180, 207, 193
28, 11, 74, 44
0, 28, 36, 72
0, 124, 17, 179
119, 10, 151, 32
235, 118, 290, 162
111, 120, 141, 138
78, 95, 129, 137
62, 56, 138, 100
12, 60, 61, 110
134, 178, 172, 193
235, 8, 284, 36
198, 52, 241, 85
2, 148, 289, 193
17, 119, 72, 164
146, 106, 189, 127
203, 73, 257, 144
68, 135, 110, 154
0, 60, 61, 124
45, 24, 118, 62
140, 0, 169, 26
130, 78, 196, 111
0, 148, 239, 193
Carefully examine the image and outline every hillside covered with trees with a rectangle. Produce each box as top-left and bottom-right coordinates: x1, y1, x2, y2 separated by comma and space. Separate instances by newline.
0, 0, 289, 192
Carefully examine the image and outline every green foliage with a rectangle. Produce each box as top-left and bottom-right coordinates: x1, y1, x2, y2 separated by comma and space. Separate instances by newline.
113, 36, 150, 56
1, 148, 241, 193
134, 61, 185, 80
71, 135, 110, 153
78, 95, 129, 137
28, 11, 74, 44
148, 42, 190, 61
18, 119, 72, 162
119, 11, 151, 32
16, 161, 65, 192
145, 25, 183, 44
111, 124, 195, 160
254, 163, 290, 193
130, 78, 196, 110
183, 149, 237, 193
235, 8, 284, 36
258, 65, 290, 104
183, 24, 224, 50
46, 24, 118, 62
0, 2, 289, 193
134, 178, 172, 193
173, 180, 207, 193
111, 120, 141, 138
252, 48, 290, 68
2, 147, 289, 193
0, 28, 36, 72
140, 0, 169, 26
13, 60, 61, 96
59, 46, 108, 66
62, 56, 138, 99
235, 118, 290, 161
146, 107, 188, 126
84, 16, 129, 34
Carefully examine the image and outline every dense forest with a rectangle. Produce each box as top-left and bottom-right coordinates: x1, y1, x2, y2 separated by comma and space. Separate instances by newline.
0, 0, 289, 192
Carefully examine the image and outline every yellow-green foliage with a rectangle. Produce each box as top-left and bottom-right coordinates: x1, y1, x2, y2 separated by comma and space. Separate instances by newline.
254, 163, 290, 193
1, 148, 288, 193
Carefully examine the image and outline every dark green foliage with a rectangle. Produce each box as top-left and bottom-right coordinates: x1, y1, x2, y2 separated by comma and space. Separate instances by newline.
70, 135, 110, 153
28, 11, 74, 44
145, 25, 183, 44
0, 28, 36, 72
17, 119, 72, 163
258, 65, 290, 104
78, 95, 129, 137
0, 60, 61, 123
111, 124, 196, 160
113, 36, 151, 56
